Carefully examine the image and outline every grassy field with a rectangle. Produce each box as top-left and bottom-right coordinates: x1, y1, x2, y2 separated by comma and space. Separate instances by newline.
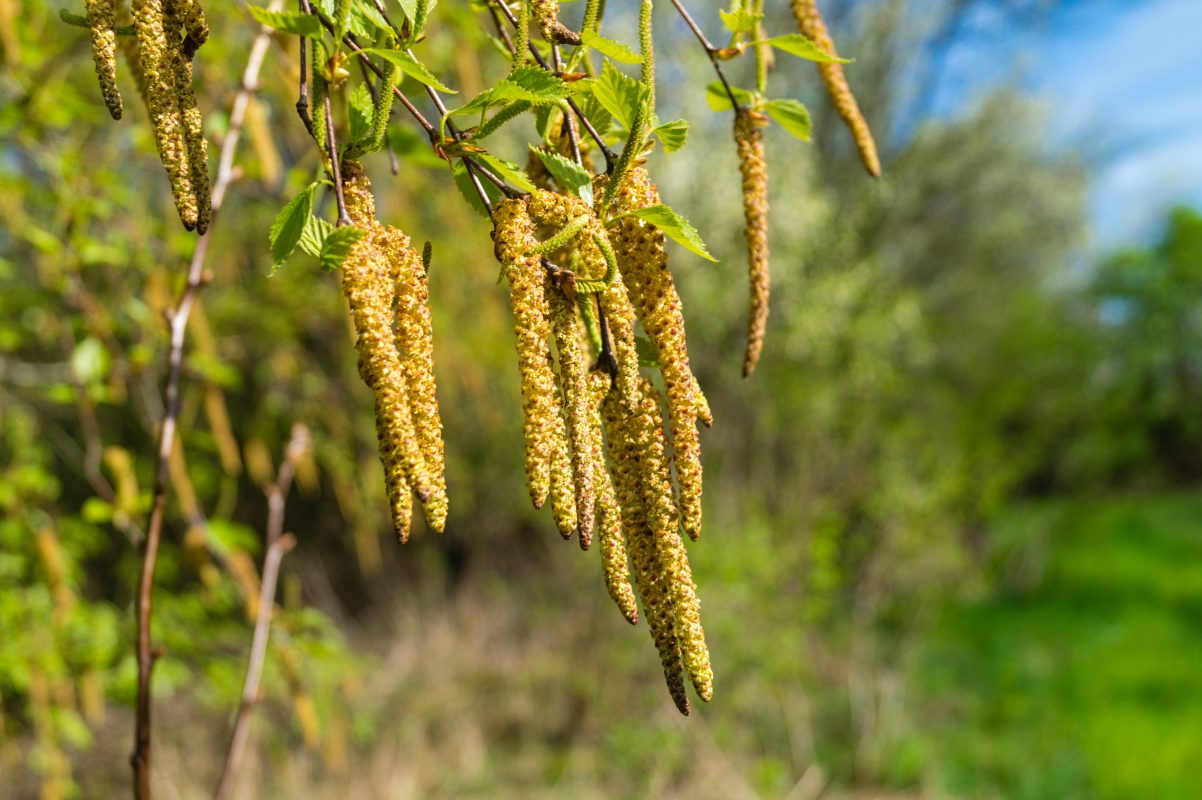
910, 494, 1202, 799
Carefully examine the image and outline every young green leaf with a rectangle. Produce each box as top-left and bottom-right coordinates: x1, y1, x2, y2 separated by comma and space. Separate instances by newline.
475, 154, 537, 194
318, 226, 365, 273
529, 147, 594, 205
297, 215, 334, 259
620, 204, 716, 262
764, 98, 812, 141
580, 30, 642, 65
718, 8, 762, 36
651, 119, 689, 152
584, 61, 648, 131
705, 81, 756, 112
245, 6, 322, 37
347, 83, 375, 147
270, 184, 318, 269
755, 33, 850, 63
358, 48, 456, 93
452, 67, 572, 118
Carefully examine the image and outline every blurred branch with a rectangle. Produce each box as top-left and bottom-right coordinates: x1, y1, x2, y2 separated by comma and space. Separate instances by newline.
131, 4, 285, 797
214, 424, 309, 800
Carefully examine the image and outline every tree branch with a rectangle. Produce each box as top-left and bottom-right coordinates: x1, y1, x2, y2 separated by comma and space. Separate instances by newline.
666, 0, 742, 111
130, 4, 283, 797
213, 424, 309, 800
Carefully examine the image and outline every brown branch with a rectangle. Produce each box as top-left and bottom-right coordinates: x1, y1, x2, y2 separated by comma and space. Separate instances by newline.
666, 0, 743, 111
213, 424, 309, 800
130, 4, 284, 797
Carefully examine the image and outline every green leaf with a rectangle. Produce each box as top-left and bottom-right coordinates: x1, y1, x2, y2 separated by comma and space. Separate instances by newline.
390, 126, 445, 168
297, 215, 334, 258
358, 48, 456, 94
269, 184, 317, 268
719, 8, 762, 36
764, 98, 812, 141
207, 519, 262, 559
319, 226, 365, 273
571, 93, 614, 139
475, 154, 537, 194
529, 147, 594, 205
705, 81, 756, 112
451, 67, 572, 119
584, 61, 648, 130
755, 33, 850, 63
635, 334, 661, 367
347, 83, 375, 146
622, 204, 716, 262
71, 337, 110, 384
245, 6, 322, 37
580, 30, 642, 64
651, 119, 688, 152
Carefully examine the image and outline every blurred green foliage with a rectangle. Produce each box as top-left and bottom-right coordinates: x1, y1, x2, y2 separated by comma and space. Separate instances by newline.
1, 0, 1200, 797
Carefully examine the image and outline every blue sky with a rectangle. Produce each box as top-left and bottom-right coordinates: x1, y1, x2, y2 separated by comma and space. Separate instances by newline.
925, 0, 1202, 251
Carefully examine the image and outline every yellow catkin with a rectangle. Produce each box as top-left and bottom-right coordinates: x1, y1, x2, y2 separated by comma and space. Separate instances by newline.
631, 379, 713, 702
132, 0, 197, 230
86, 0, 123, 119
494, 198, 564, 510
602, 392, 690, 715
548, 409, 577, 538
530, 0, 579, 44
174, 0, 208, 52
603, 168, 706, 540
791, 0, 881, 178
591, 373, 638, 623
734, 109, 770, 378
548, 279, 596, 546
379, 223, 448, 534
341, 172, 434, 540
165, 0, 210, 233
598, 273, 642, 411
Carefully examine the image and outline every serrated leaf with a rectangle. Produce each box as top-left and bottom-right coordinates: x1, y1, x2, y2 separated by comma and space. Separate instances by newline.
270, 184, 317, 268
764, 98, 812, 141
652, 119, 688, 152
719, 8, 762, 35
390, 125, 445, 168
297, 215, 333, 259
705, 81, 756, 112
755, 33, 850, 63
580, 30, 642, 64
530, 147, 594, 205
245, 6, 322, 37
452, 67, 572, 119
572, 93, 614, 139
359, 48, 456, 93
624, 204, 715, 262
475, 153, 537, 194
584, 61, 647, 130
347, 83, 375, 146
319, 226, 365, 273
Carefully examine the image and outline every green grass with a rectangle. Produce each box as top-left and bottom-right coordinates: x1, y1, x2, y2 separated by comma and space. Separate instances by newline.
911, 494, 1202, 799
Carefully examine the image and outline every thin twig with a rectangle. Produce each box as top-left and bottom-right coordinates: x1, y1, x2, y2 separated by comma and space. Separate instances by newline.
130, 5, 283, 797
324, 92, 352, 226
666, 0, 742, 111
213, 424, 309, 800
552, 44, 583, 166
296, 0, 313, 133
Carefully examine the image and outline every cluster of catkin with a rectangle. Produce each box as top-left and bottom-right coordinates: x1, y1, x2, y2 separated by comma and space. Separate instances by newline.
493, 179, 712, 713
340, 165, 447, 542
85, 0, 211, 232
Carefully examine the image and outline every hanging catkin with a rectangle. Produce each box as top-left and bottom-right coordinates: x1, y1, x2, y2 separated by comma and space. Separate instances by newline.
493, 198, 565, 511
548, 280, 596, 547
165, 0, 210, 234
530, 0, 581, 44
734, 108, 770, 377
790, 0, 881, 177
603, 390, 691, 715
379, 223, 448, 533
132, 0, 198, 230
589, 373, 638, 622
603, 167, 706, 540
86, 0, 123, 119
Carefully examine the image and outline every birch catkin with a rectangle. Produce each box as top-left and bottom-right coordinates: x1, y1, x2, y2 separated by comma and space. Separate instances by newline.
549, 280, 596, 547
735, 109, 770, 377
590, 373, 637, 622
790, 0, 881, 177
494, 198, 564, 510
604, 168, 706, 540
165, 0, 211, 233
86, 0, 123, 119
